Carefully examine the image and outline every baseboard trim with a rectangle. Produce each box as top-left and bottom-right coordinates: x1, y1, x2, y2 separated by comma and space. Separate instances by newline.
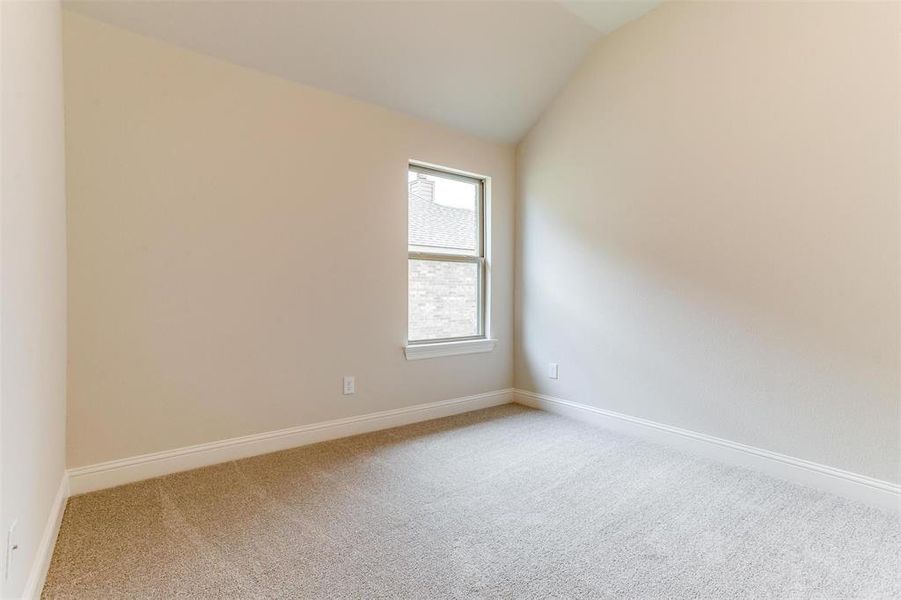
22, 473, 69, 599
68, 389, 514, 496
515, 389, 900, 513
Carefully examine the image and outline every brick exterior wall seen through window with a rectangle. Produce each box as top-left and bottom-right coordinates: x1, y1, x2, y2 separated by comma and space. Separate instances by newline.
408, 259, 478, 340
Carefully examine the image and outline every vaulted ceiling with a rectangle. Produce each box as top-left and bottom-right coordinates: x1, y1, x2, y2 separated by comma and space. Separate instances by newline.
64, 1, 658, 142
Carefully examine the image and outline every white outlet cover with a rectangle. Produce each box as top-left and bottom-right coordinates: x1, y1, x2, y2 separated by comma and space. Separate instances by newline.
549, 363, 559, 379
342, 376, 355, 395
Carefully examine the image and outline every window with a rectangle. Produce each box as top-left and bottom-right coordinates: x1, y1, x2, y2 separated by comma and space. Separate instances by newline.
407, 164, 488, 350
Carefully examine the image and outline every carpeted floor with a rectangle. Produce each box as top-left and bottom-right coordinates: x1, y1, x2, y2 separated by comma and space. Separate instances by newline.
43, 404, 900, 599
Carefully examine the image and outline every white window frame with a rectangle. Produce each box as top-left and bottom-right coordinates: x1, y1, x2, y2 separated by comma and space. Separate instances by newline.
405, 163, 496, 360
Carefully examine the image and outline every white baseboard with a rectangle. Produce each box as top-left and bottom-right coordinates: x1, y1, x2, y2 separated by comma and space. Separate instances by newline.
515, 389, 901, 513
68, 389, 514, 496
22, 473, 69, 600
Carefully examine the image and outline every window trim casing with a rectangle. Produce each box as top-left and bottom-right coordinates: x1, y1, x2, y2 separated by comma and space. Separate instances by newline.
404, 337, 497, 361
406, 163, 489, 348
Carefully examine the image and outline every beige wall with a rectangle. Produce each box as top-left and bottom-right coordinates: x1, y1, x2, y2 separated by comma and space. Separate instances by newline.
63, 12, 514, 469
515, 1, 900, 482
1, 0, 68, 596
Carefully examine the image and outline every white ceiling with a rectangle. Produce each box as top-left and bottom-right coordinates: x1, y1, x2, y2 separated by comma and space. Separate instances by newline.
64, 1, 658, 143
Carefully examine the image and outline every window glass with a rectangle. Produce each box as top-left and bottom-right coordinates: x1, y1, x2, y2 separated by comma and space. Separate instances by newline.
408, 260, 479, 341
408, 170, 478, 255
407, 165, 485, 343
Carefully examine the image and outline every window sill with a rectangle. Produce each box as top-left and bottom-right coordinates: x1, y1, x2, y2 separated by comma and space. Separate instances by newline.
404, 338, 497, 361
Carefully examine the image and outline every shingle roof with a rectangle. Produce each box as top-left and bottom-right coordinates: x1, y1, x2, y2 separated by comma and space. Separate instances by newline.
408, 182, 476, 252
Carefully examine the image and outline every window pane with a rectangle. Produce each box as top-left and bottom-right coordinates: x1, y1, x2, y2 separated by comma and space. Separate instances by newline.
408, 259, 479, 341
408, 170, 478, 254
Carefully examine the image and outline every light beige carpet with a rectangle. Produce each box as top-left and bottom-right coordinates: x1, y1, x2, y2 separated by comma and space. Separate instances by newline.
43, 404, 900, 599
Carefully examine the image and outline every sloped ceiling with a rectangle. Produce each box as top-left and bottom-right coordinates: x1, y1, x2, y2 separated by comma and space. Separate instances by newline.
64, 1, 658, 142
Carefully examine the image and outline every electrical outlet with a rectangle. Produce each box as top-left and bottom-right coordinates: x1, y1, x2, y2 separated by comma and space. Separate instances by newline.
549, 363, 559, 379
342, 376, 355, 395
5, 519, 17, 581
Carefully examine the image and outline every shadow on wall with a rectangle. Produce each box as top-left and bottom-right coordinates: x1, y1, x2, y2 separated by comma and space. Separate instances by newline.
516, 187, 898, 480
